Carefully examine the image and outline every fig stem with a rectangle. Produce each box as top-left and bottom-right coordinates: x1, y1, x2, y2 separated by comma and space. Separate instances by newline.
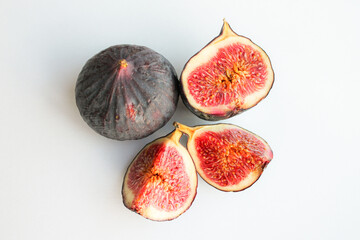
168, 129, 183, 143
173, 122, 195, 136
218, 19, 237, 40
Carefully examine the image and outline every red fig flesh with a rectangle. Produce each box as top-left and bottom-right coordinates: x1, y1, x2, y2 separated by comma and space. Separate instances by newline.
174, 122, 272, 192
122, 130, 197, 221
180, 20, 274, 120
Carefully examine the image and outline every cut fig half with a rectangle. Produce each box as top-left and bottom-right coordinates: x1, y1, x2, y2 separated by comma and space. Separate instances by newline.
180, 20, 274, 120
174, 122, 273, 192
122, 129, 197, 221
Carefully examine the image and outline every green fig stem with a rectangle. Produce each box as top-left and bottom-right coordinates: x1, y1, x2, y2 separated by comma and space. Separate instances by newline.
167, 129, 183, 143
173, 122, 195, 137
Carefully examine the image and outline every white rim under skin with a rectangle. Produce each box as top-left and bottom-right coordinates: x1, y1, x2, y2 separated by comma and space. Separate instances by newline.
122, 134, 197, 221
181, 27, 274, 116
186, 124, 273, 192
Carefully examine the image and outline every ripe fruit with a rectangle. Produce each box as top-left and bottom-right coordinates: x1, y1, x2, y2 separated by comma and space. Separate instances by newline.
174, 122, 272, 192
180, 20, 274, 120
75, 45, 179, 140
122, 129, 197, 221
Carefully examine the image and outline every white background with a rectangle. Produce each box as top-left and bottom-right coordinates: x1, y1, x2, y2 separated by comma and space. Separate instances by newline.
1, 0, 359, 239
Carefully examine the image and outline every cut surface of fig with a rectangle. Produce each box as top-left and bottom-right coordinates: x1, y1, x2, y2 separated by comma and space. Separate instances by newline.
76, 45, 179, 140
174, 122, 272, 192
122, 130, 197, 221
180, 20, 274, 120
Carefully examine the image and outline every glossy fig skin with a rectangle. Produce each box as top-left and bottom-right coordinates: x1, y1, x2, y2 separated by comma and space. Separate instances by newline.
76, 45, 179, 140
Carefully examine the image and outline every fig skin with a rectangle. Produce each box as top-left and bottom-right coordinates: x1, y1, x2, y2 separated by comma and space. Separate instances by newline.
76, 45, 179, 140
174, 122, 273, 192
180, 88, 240, 120
180, 20, 274, 121
122, 129, 198, 221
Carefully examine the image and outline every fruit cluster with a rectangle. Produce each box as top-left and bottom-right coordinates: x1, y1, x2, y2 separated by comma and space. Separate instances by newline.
75, 20, 274, 221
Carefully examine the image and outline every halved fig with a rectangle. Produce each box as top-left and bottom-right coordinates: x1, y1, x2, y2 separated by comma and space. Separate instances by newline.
180, 20, 274, 120
122, 129, 197, 221
174, 122, 272, 192
76, 45, 179, 140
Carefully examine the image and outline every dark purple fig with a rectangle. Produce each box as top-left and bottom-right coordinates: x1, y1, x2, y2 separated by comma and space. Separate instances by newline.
76, 45, 179, 140
180, 20, 274, 120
